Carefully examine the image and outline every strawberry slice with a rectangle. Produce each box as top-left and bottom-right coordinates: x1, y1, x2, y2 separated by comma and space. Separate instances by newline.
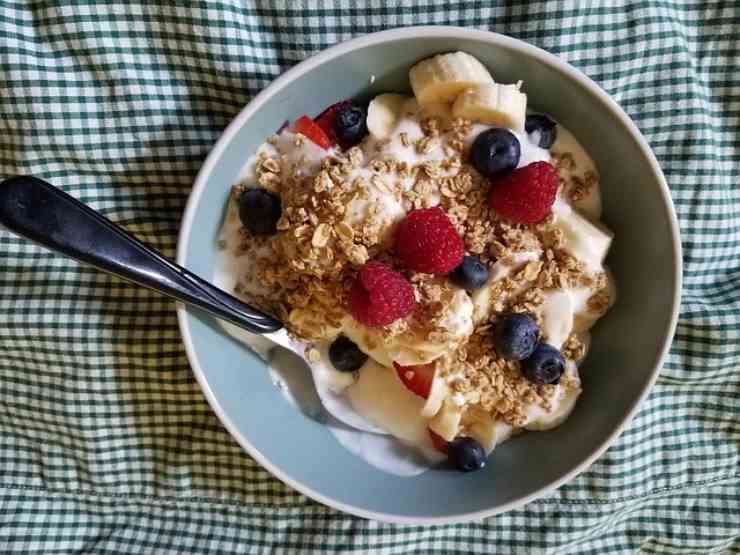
393, 361, 435, 399
292, 115, 332, 150
314, 100, 352, 146
429, 429, 449, 454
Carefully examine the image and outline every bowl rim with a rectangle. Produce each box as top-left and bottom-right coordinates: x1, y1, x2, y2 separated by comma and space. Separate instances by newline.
176, 25, 683, 524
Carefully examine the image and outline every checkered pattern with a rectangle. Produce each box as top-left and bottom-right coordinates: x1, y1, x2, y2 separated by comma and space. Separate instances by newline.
0, 1, 738, 553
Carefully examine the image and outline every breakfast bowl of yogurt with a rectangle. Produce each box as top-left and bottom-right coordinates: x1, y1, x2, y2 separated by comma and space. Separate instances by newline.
177, 27, 681, 523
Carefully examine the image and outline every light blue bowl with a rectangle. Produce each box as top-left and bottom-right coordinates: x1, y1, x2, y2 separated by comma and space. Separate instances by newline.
177, 27, 681, 523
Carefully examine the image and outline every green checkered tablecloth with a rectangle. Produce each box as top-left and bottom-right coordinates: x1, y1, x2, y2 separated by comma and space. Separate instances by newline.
1, 1, 738, 553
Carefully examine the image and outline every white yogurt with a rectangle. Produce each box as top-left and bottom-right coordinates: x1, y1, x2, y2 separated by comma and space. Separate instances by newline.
271, 131, 329, 177
552, 126, 602, 219
330, 420, 444, 477
552, 198, 613, 274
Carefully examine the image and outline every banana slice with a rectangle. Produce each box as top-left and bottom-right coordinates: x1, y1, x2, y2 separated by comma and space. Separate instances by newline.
409, 51, 494, 107
401, 96, 421, 116
462, 406, 514, 454
418, 100, 454, 127
421, 375, 449, 419
366, 93, 411, 139
428, 398, 463, 442
552, 199, 613, 273
345, 360, 430, 444
342, 288, 474, 367
342, 319, 450, 368
452, 83, 527, 131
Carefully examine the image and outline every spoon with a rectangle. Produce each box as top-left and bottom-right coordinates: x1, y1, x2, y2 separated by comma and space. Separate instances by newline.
0, 175, 384, 433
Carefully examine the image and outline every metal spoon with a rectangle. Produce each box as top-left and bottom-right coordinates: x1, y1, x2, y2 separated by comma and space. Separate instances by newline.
0, 175, 282, 334
0, 175, 382, 433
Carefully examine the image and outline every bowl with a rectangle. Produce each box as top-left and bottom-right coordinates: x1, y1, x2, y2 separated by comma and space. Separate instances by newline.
176, 26, 681, 523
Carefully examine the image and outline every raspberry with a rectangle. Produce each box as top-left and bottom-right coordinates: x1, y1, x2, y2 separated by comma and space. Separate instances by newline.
393, 207, 464, 274
348, 261, 416, 327
488, 161, 559, 224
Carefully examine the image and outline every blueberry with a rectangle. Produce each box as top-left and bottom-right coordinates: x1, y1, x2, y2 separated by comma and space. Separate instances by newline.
521, 343, 565, 385
328, 335, 368, 372
449, 437, 486, 472
238, 188, 282, 235
335, 102, 368, 146
470, 128, 521, 178
493, 314, 539, 361
525, 114, 557, 149
450, 256, 489, 290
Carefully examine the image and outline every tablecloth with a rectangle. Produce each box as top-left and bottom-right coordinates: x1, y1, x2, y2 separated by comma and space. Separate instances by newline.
0, 1, 738, 553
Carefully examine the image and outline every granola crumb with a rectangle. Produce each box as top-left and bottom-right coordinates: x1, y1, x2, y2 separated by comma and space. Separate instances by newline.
587, 289, 611, 314
562, 334, 586, 362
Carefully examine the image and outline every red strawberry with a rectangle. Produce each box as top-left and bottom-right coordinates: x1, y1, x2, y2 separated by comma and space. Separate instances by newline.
348, 261, 416, 327
429, 429, 449, 454
314, 100, 352, 146
292, 115, 332, 150
393, 207, 464, 274
489, 161, 559, 224
393, 361, 435, 398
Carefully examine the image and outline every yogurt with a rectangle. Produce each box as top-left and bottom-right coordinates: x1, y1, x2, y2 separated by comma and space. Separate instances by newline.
214, 91, 613, 475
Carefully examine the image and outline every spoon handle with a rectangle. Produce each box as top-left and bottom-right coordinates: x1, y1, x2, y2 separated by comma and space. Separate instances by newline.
0, 176, 282, 334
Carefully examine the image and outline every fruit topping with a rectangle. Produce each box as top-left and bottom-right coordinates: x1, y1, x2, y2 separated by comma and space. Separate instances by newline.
428, 428, 449, 454
328, 336, 368, 372
521, 343, 565, 385
238, 188, 282, 235
449, 255, 490, 290
334, 102, 368, 147
292, 114, 333, 150
409, 51, 494, 106
452, 83, 527, 131
525, 114, 557, 149
493, 313, 540, 361
394, 207, 464, 274
314, 100, 352, 145
449, 437, 486, 472
348, 261, 416, 327
489, 161, 558, 224
366, 93, 409, 139
470, 128, 521, 178
393, 361, 435, 399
